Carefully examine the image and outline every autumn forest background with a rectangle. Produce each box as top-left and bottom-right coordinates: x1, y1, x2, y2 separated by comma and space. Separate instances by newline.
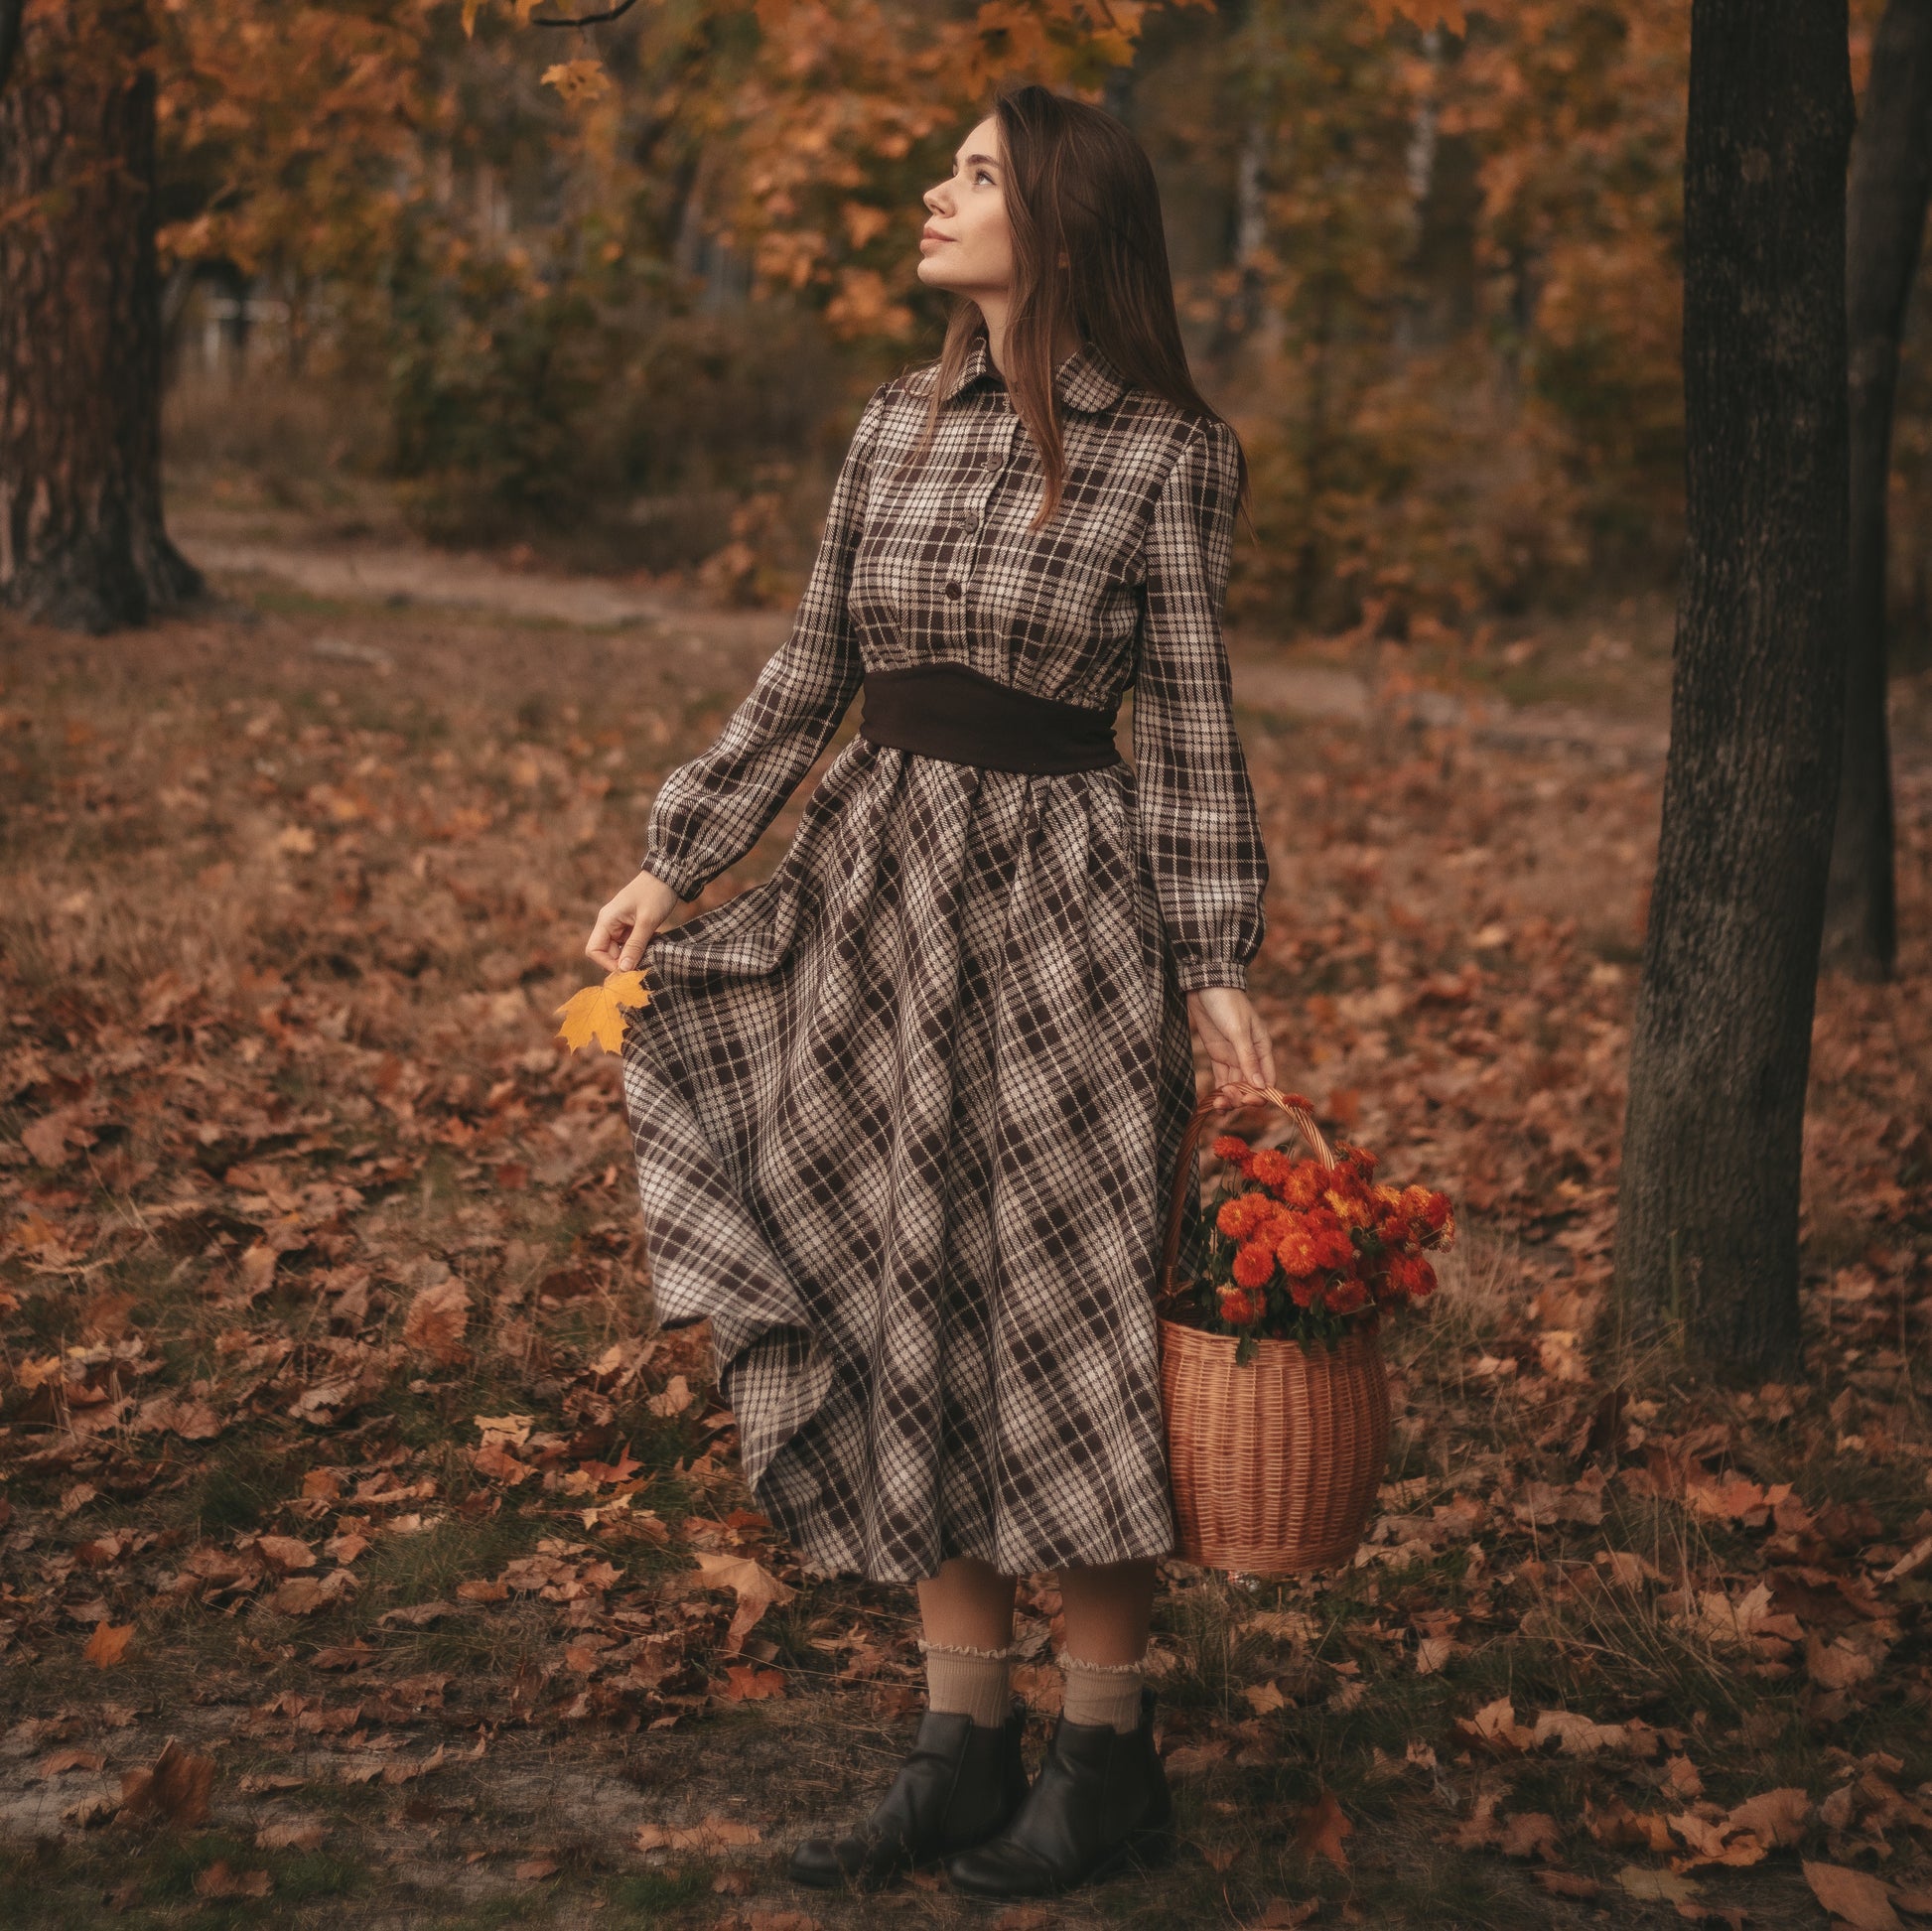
2, 1, 1931, 1927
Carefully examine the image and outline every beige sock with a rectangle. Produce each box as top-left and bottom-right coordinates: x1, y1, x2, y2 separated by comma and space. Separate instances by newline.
919, 1639, 1015, 1729
1059, 1652, 1145, 1733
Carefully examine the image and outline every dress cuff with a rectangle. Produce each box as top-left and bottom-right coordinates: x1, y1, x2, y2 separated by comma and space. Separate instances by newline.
1174, 957, 1250, 994
639, 845, 711, 905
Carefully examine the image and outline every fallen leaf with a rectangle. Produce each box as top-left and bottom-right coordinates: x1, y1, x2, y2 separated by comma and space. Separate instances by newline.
514, 1858, 558, 1880
1295, 1789, 1352, 1870
719, 1665, 787, 1702
378, 1599, 462, 1624
1499, 1812, 1563, 1862
634, 1816, 762, 1852
470, 1438, 532, 1484
1531, 1710, 1634, 1756
1671, 1809, 1766, 1868
648, 1373, 696, 1417
1725, 1787, 1809, 1848
269, 1572, 356, 1615
118, 1738, 215, 1827
1455, 1696, 1534, 1754
1807, 1631, 1878, 1691
194, 1862, 271, 1900
83, 1621, 134, 1668
682, 1552, 795, 1656
1880, 1534, 1932, 1584
402, 1277, 471, 1366
1803, 1862, 1902, 1930
252, 1535, 317, 1575
1619, 1866, 1701, 1904
256, 1821, 325, 1851
39, 1750, 107, 1777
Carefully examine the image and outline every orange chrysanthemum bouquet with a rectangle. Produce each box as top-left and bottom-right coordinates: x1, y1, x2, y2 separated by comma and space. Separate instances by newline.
1157, 1086, 1455, 1577
1176, 1111, 1453, 1363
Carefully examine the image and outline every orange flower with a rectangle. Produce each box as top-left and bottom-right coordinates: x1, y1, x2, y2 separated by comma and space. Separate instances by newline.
1250, 1148, 1298, 1192
1306, 1212, 1355, 1270
1218, 1286, 1259, 1324
1231, 1240, 1276, 1290
1281, 1165, 1322, 1210
1274, 1220, 1320, 1278
1386, 1253, 1438, 1301
1212, 1134, 1254, 1167
1216, 1192, 1271, 1240
1324, 1277, 1370, 1316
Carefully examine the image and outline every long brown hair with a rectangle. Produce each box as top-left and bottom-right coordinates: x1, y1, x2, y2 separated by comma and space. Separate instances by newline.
901, 82, 1250, 535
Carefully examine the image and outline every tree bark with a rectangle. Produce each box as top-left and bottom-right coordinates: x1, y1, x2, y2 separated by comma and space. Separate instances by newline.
0, 0, 201, 632
1610, 0, 1854, 1375
0, 0, 27, 97
1821, 0, 1932, 981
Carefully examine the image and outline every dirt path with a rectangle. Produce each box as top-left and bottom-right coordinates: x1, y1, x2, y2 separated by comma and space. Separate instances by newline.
170, 507, 1686, 770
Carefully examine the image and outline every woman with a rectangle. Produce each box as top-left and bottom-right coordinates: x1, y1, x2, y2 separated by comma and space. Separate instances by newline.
586, 82, 1275, 1898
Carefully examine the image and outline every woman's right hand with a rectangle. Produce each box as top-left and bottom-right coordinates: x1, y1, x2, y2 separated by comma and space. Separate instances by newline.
586, 868, 683, 975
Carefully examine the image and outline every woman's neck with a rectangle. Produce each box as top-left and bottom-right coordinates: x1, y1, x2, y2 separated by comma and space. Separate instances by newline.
981, 295, 1089, 378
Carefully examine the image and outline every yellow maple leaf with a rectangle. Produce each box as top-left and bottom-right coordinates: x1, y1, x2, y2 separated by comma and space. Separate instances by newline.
553, 970, 650, 1053
542, 59, 612, 107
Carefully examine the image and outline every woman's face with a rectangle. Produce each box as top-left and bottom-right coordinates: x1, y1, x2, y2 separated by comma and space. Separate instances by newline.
918, 115, 1012, 299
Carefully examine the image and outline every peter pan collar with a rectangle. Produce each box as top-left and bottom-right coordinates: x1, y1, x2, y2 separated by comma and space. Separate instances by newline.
934, 332, 1127, 414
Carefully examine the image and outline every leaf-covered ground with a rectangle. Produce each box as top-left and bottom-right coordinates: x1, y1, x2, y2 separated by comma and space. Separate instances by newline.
2, 555, 1930, 1929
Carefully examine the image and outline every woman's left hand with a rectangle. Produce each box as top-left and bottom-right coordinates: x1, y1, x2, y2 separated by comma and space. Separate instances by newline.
1186, 986, 1276, 1101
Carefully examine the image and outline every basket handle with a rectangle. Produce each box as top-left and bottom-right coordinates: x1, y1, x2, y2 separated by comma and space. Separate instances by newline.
1158, 1084, 1336, 1299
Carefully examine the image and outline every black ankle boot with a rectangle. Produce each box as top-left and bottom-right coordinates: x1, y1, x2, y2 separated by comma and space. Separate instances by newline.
943, 1686, 1172, 1896
788, 1698, 1030, 1891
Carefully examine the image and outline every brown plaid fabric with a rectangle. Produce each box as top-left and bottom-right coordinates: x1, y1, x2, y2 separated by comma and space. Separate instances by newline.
620, 331, 1269, 1583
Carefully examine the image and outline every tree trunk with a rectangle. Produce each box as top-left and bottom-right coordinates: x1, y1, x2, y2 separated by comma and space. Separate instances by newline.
0, 0, 201, 632
1821, 0, 1932, 981
1610, 0, 1854, 1375
0, 0, 26, 97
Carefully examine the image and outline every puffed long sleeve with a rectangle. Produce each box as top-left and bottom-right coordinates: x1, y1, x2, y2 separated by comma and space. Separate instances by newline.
639, 383, 890, 901
1130, 416, 1270, 992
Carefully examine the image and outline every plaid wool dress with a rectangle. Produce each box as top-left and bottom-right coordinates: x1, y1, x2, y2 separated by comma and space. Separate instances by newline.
620, 332, 1269, 1584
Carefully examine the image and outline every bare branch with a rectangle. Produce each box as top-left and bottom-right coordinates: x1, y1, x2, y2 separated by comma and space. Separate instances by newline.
0, 0, 28, 98
531, 0, 638, 25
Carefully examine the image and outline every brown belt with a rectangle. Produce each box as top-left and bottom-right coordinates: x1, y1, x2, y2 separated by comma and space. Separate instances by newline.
856, 663, 1123, 775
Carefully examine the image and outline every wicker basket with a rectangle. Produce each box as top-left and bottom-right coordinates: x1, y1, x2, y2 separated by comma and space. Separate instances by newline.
1157, 1086, 1392, 1577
